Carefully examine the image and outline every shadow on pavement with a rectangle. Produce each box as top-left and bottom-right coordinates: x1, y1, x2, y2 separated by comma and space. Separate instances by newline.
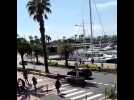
87, 77, 94, 80
17, 85, 53, 99
85, 82, 98, 88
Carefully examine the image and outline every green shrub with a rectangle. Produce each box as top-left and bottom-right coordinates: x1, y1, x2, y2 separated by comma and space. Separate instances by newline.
105, 85, 117, 99
80, 64, 101, 71
48, 60, 58, 66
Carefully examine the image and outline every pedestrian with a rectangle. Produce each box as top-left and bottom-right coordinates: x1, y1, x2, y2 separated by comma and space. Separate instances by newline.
21, 79, 26, 93
55, 78, 61, 95
23, 70, 29, 84
82, 60, 84, 64
17, 79, 21, 94
91, 58, 94, 64
79, 59, 82, 65
18, 78, 27, 94
101, 63, 103, 69
57, 74, 60, 79
32, 76, 37, 91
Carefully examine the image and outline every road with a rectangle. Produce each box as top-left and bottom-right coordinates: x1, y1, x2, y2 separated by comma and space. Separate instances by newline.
17, 55, 117, 100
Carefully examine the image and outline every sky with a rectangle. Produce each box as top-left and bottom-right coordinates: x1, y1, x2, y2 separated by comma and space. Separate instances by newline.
17, 0, 117, 41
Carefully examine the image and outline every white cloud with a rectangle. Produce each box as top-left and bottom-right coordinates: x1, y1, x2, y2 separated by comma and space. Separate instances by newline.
96, 1, 117, 8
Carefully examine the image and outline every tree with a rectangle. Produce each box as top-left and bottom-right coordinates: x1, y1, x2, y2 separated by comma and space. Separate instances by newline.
46, 35, 51, 43
74, 34, 77, 42
78, 34, 84, 42
17, 37, 32, 70
29, 35, 43, 64
111, 35, 117, 45
57, 43, 73, 67
33, 45, 43, 64
27, 0, 52, 73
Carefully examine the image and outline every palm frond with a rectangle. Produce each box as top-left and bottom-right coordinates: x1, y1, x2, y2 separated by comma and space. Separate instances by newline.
26, 0, 51, 20
44, 14, 48, 19
44, 7, 51, 13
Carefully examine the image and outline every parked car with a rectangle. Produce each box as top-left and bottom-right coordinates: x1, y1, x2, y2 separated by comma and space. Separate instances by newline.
19, 61, 27, 65
67, 68, 92, 79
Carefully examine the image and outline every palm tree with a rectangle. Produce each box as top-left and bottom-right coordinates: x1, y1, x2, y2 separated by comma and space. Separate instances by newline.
74, 34, 77, 42
17, 38, 32, 70
79, 34, 84, 42
27, 0, 51, 73
45, 35, 48, 43
57, 43, 73, 67
63, 36, 66, 42
45, 35, 51, 43
29, 36, 34, 61
47, 35, 51, 43
33, 45, 42, 64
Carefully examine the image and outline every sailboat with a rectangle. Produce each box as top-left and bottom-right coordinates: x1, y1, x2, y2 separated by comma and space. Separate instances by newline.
69, 0, 117, 63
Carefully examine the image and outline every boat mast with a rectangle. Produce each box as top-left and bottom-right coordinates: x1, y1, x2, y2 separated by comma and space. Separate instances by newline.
82, 19, 86, 51
89, 0, 94, 58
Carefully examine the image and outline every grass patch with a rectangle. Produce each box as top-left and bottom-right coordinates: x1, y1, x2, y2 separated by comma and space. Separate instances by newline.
17, 67, 47, 76
105, 84, 117, 99
48, 60, 58, 66
80, 64, 101, 71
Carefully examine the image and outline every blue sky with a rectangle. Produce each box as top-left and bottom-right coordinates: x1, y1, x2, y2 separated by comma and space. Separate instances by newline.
17, 0, 117, 40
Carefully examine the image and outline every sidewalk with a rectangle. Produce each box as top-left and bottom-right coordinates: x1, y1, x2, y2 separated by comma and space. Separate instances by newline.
17, 71, 58, 100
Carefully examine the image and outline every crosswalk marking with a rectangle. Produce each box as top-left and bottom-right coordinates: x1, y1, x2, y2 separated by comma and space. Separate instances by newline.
91, 82, 97, 84
85, 80, 112, 87
98, 83, 103, 85
98, 96, 106, 100
37, 79, 43, 82
62, 84, 70, 87
60, 87, 67, 90
104, 84, 109, 86
61, 89, 78, 94
70, 92, 93, 100
83, 94, 103, 100
64, 90, 85, 97
60, 83, 107, 100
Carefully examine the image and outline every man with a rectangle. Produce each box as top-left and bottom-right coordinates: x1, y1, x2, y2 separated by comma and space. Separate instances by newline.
79, 59, 82, 65
23, 70, 29, 84
32, 76, 37, 91
91, 58, 94, 64
55, 78, 61, 95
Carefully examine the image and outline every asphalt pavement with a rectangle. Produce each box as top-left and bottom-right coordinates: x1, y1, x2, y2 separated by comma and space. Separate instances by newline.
17, 54, 117, 100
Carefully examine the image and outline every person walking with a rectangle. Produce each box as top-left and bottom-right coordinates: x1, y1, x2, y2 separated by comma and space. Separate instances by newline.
55, 78, 61, 95
32, 76, 37, 91
23, 70, 29, 84
18, 78, 27, 94
91, 57, 94, 64
79, 59, 82, 65
17, 79, 21, 94
101, 63, 104, 69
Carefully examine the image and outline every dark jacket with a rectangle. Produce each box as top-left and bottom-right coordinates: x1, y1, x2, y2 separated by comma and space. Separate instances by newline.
55, 80, 61, 89
32, 77, 37, 85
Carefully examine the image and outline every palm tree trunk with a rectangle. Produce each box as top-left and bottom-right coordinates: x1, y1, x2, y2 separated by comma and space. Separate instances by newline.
35, 55, 39, 64
65, 54, 68, 67
20, 54, 25, 70
39, 16, 49, 73
48, 40, 49, 44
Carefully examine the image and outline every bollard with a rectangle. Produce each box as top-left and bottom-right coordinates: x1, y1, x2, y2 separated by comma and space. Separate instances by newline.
105, 87, 107, 100
46, 84, 48, 94
85, 94, 87, 100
